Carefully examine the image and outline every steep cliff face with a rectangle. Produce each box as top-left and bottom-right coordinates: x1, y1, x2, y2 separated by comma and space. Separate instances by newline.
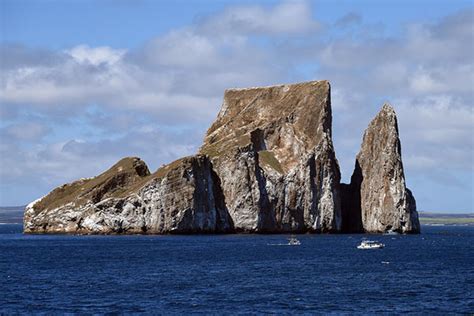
200, 81, 341, 232
24, 156, 233, 234
24, 80, 419, 235
341, 104, 420, 233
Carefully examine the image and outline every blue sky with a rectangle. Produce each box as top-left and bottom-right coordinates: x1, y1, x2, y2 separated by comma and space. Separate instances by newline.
1, 0, 473, 212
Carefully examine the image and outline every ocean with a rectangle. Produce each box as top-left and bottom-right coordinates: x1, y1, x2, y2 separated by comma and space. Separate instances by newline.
1, 224, 473, 314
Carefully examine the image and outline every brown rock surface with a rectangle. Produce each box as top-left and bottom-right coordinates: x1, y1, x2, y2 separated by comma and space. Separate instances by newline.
200, 80, 342, 232
24, 156, 233, 234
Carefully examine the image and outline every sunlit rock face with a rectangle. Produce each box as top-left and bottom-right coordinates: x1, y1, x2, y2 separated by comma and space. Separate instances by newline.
341, 104, 420, 234
200, 81, 341, 232
24, 156, 233, 234
24, 81, 418, 235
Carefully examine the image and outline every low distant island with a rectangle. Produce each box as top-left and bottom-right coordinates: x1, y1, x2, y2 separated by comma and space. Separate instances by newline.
24, 80, 420, 234
418, 212, 474, 226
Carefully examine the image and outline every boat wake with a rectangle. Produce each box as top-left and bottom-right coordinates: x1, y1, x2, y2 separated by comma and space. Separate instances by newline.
268, 237, 301, 246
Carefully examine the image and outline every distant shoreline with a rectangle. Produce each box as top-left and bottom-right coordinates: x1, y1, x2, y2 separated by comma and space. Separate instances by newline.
0, 206, 25, 224
418, 211, 474, 226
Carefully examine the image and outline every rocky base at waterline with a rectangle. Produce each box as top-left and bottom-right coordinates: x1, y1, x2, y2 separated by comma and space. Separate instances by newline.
24, 80, 420, 235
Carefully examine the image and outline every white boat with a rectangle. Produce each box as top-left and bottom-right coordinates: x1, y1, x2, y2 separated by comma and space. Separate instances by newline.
357, 240, 385, 249
287, 237, 301, 246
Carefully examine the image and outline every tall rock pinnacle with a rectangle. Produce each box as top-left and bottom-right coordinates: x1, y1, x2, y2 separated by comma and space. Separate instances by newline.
342, 103, 420, 233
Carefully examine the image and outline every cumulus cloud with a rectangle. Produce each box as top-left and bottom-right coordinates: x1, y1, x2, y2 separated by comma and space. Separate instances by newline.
396, 95, 474, 169
1, 29, 284, 123
0, 125, 201, 205
197, 0, 319, 36
66, 45, 125, 66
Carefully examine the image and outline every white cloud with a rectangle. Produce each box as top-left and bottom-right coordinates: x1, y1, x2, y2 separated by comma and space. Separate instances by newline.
66, 45, 126, 66
410, 68, 446, 93
197, 0, 318, 36
409, 64, 474, 95
395, 95, 474, 171
141, 30, 220, 68
1, 26, 283, 123
0, 126, 202, 204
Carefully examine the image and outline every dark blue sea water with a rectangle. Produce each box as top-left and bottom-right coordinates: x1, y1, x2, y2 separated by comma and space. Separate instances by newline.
1, 225, 473, 314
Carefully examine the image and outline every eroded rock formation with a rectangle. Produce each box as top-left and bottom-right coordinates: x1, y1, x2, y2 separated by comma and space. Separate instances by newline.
341, 104, 420, 233
199, 81, 341, 232
24, 81, 420, 234
24, 156, 233, 234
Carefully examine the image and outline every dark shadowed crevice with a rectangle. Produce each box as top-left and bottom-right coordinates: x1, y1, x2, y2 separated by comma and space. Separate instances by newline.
308, 154, 319, 232
209, 161, 235, 233
250, 128, 267, 151
254, 149, 276, 232
340, 160, 363, 233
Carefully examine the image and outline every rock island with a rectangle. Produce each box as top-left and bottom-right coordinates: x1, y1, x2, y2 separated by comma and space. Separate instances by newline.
24, 81, 420, 234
